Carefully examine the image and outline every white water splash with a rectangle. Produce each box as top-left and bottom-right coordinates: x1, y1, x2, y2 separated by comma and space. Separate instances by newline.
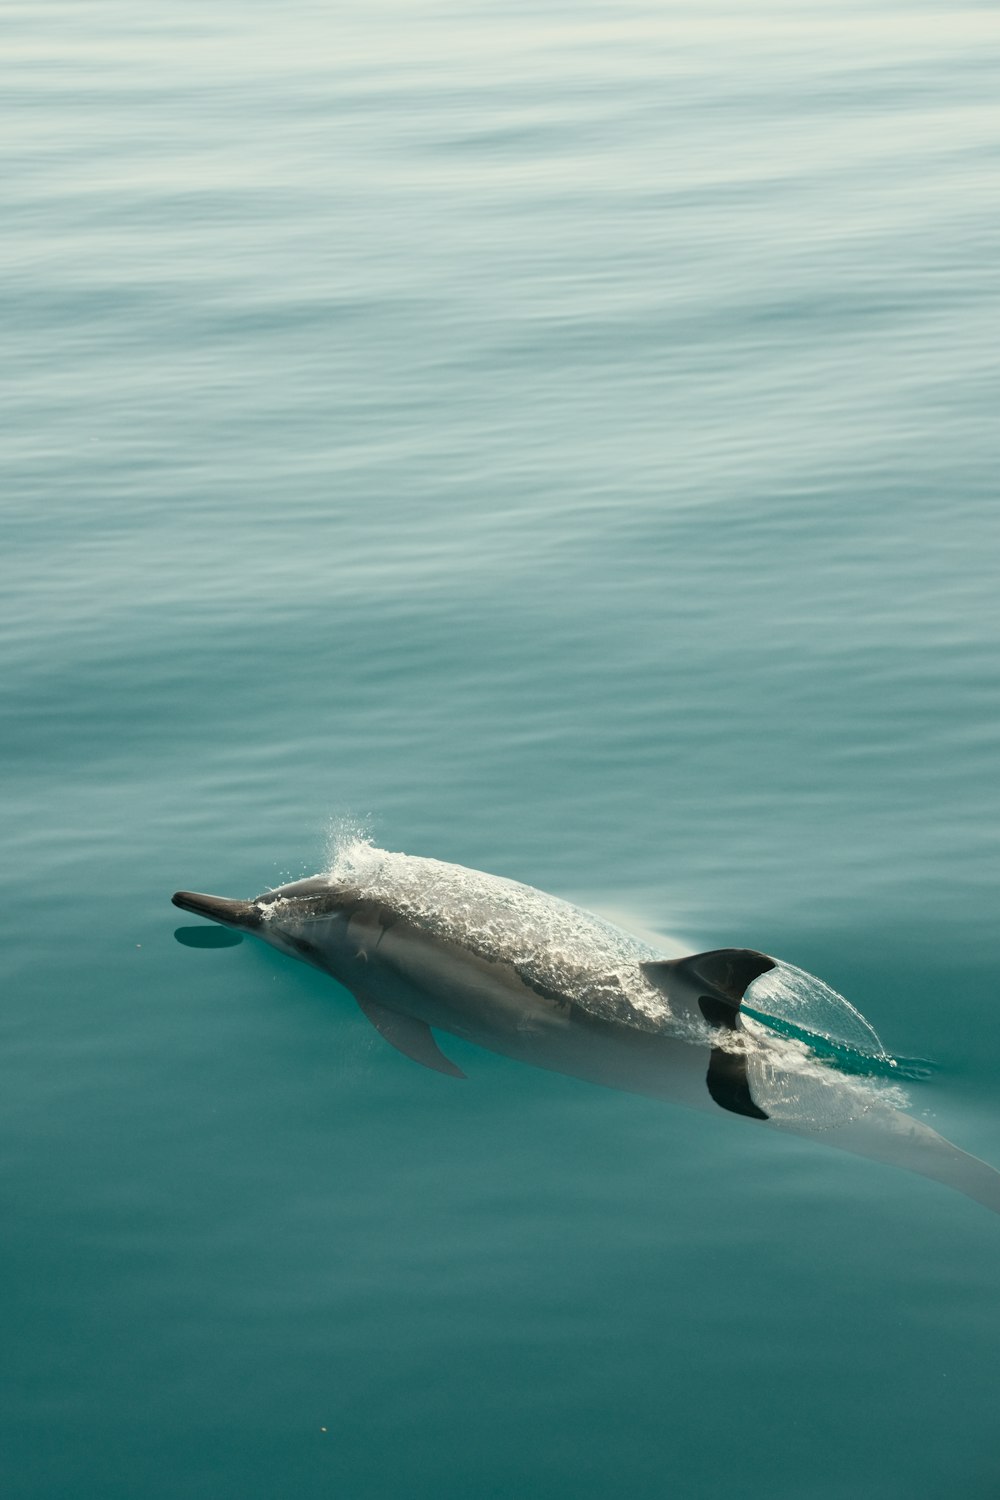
745, 961, 891, 1062
323, 816, 374, 873
742, 963, 910, 1125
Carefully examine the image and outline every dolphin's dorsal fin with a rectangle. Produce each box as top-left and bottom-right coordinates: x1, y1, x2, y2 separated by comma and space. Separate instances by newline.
642, 949, 775, 1122
354, 993, 466, 1079
641, 949, 776, 1030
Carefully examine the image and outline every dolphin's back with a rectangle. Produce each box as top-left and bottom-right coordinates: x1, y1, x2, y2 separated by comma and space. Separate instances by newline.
329, 842, 669, 1027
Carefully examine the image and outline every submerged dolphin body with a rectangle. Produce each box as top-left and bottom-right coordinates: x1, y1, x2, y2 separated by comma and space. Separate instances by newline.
173, 844, 1000, 1214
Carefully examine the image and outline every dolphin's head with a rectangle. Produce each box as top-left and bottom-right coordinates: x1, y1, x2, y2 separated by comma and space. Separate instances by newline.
172, 875, 355, 971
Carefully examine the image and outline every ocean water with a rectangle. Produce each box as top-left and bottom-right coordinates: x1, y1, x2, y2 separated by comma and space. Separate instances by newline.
3, 2, 1000, 1496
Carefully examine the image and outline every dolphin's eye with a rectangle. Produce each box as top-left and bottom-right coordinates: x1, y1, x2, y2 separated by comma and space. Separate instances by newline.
288, 935, 322, 962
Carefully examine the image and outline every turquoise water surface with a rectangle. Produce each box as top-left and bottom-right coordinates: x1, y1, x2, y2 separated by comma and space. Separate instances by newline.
4, 4, 1000, 1497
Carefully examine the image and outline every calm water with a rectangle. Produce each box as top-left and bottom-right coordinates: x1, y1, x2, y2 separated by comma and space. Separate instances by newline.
4, 3, 1000, 1496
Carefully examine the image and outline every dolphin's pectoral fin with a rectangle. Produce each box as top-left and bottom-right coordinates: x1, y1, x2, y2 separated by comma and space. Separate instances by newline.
354, 994, 467, 1079
641, 949, 776, 1029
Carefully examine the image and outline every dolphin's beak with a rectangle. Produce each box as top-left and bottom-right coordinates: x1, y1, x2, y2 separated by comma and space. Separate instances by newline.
171, 891, 260, 929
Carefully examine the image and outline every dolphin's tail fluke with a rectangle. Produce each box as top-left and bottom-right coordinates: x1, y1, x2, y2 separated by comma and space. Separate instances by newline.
171, 891, 260, 929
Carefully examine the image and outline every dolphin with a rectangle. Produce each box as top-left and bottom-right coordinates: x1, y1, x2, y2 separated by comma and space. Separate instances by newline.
173, 842, 1000, 1214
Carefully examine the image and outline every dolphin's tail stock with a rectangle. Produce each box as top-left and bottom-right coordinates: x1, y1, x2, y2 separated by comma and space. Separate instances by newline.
637, 949, 1000, 1213
788, 1105, 1000, 1216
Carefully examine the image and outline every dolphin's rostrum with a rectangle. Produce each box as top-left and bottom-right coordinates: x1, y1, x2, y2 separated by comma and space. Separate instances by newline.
173, 842, 1000, 1214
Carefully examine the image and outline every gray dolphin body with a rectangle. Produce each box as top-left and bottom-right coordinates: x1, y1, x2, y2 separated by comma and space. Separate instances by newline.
173, 843, 1000, 1214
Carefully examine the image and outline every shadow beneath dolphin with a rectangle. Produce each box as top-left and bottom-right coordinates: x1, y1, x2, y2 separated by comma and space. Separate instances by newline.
174, 925, 244, 949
